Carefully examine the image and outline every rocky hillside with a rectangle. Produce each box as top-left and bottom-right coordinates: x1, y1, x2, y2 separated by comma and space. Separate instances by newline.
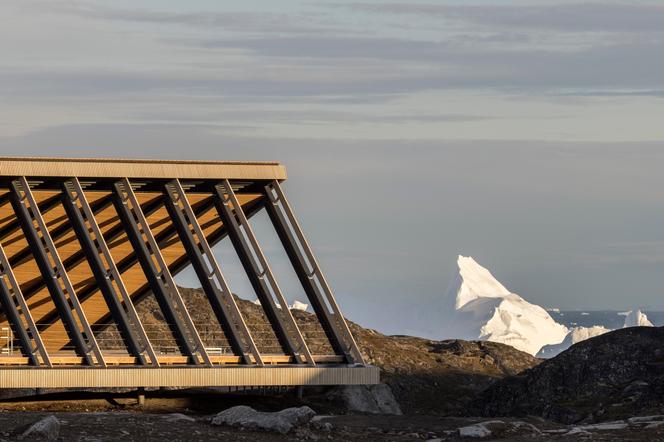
477, 326, 664, 423
96, 288, 541, 415
349, 324, 540, 414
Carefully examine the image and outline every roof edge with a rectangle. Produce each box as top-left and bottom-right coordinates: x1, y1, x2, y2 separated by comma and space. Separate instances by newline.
0, 157, 287, 180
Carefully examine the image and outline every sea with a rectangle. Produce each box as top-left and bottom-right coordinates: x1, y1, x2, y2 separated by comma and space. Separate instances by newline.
550, 310, 664, 329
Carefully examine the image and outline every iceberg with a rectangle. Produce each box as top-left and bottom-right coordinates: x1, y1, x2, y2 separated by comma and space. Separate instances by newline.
623, 309, 654, 328
537, 325, 610, 358
290, 300, 309, 311
439, 256, 568, 356
252, 298, 309, 311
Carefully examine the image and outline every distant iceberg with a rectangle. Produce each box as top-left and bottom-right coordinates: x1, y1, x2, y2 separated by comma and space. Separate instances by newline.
252, 298, 309, 311
623, 309, 654, 328
438, 256, 568, 356
290, 300, 309, 311
537, 325, 610, 358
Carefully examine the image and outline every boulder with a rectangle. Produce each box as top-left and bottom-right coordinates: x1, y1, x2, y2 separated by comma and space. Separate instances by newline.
210, 405, 315, 434
20, 415, 60, 441
457, 421, 541, 439
163, 413, 196, 423
329, 384, 402, 415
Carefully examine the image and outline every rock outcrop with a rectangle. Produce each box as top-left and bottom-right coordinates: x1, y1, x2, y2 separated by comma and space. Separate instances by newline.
19, 415, 60, 441
478, 327, 664, 423
326, 384, 402, 415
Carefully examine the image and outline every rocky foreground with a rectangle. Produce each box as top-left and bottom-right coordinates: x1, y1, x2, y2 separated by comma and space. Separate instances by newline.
479, 326, 664, 423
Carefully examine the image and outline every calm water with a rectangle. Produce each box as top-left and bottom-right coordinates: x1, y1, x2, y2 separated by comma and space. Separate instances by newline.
551, 311, 664, 329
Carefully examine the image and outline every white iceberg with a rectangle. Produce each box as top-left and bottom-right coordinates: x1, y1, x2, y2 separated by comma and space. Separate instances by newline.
623, 309, 654, 328
290, 300, 309, 311
439, 256, 568, 356
252, 298, 309, 311
537, 325, 610, 358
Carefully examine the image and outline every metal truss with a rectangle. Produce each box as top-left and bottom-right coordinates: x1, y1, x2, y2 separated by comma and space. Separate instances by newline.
263, 181, 364, 364
164, 179, 263, 365
0, 162, 363, 374
112, 178, 211, 366
9, 177, 106, 366
213, 180, 315, 366
0, 243, 51, 366
62, 178, 159, 366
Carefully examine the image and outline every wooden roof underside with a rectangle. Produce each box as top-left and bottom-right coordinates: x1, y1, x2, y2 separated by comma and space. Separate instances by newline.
0, 185, 263, 353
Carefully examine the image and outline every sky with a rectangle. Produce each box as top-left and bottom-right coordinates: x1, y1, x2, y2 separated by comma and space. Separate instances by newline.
1, 0, 663, 336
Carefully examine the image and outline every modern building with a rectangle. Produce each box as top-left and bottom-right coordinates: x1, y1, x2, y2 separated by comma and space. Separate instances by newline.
0, 157, 376, 389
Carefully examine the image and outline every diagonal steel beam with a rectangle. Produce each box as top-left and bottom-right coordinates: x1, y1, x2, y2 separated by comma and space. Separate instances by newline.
164, 179, 263, 365
213, 180, 314, 365
9, 195, 113, 269
89, 197, 265, 333
9, 177, 105, 366
62, 178, 159, 366
0, 193, 62, 242
263, 181, 364, 364
0, 243, 51, 366
14, 195, 162, 306
112, 178, 211, 366
32, 197, 215, 334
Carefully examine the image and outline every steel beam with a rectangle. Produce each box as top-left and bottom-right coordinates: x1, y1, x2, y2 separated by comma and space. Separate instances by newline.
164, 179, 263, 365
9, 177, 105, 366
0, 193, 62, 242
17, 195, 173, 329
9, 195, 113, 269
62, 178, 159, 366
213, 180, 314, 365
263, 181, 364, 364
0, 244, 51, 366
112, 178, 211, 365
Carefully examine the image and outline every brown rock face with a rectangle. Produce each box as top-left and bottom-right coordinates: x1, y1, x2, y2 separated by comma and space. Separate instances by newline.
350, 324, 540, 415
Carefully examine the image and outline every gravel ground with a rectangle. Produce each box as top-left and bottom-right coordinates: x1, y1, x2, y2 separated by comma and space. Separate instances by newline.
2, 397, 664, 441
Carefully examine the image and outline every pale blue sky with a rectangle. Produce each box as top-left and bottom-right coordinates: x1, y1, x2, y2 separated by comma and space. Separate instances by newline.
1, 0, 663, 336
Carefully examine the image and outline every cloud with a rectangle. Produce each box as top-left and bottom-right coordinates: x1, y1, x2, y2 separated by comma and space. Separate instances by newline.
344, 3, 664, 33
188, 36, 664, 92
28, 0, 344, 35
